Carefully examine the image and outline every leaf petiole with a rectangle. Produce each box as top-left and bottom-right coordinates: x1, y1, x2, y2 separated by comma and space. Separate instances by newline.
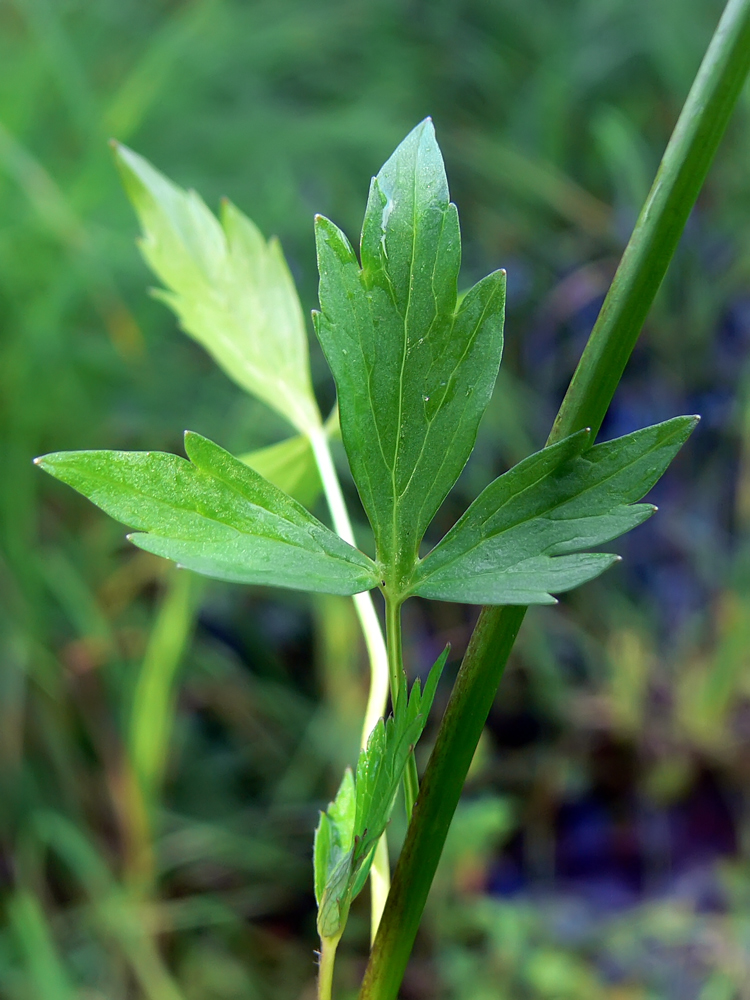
384, 596, 419, 818
308, 424, 392, 939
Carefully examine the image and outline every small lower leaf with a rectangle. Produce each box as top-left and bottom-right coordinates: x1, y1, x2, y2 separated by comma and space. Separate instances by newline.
313, 648, 448, 940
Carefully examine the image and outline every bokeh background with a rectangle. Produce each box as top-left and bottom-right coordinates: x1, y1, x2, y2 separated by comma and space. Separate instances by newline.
2, 1, 750, 997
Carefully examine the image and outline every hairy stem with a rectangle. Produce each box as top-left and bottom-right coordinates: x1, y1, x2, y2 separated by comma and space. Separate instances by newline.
309, 426, 391, 939
318, 935, 341, 1000
360, 2, 750, 997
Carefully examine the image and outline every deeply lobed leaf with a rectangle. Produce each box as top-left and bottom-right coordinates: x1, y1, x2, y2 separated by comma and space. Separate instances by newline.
410, 415, 698, 604
114, 144, 320, 433
354, 650, 445, 862
313, 119, 506, 587
313, 648, 448, 940
36, 433, 377, 597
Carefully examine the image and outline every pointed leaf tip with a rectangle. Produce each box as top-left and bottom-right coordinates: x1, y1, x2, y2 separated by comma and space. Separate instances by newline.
314, 122, 505, 588
411, 417, 694, 605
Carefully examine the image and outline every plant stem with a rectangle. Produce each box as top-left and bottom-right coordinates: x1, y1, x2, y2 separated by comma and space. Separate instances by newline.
384, 596, 418, 817
308, 426, 391, 938
359, 606, 525, 1000
318, 935, 341, 1000
369, 836, 390, 946
359, 2, 750, 997
309, 428, 390, 738
549, 0, 750, 446
383, 595, 404, 701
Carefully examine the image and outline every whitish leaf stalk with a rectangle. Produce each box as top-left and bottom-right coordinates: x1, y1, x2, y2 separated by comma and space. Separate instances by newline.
308, 425, 391, 938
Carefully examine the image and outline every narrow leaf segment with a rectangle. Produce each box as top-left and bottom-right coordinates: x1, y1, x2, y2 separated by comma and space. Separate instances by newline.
410, 416, 698, 604
314, 119, 506, 588
36, 433, 378, 597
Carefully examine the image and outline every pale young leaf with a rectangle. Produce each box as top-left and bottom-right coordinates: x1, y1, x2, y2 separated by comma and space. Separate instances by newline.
239, 434, 322, 509
114, 143, 320, 433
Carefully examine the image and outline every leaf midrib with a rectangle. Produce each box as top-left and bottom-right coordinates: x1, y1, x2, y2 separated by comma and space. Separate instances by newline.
391, 158, 422, 566
404, 276, 502, 534
61, 460, 344, 560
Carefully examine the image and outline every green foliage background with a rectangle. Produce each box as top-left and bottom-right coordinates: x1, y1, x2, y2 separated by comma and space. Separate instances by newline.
2, 1, 750, 998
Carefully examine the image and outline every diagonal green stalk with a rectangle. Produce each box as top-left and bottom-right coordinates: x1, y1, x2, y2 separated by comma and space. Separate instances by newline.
359, 1, 750, 996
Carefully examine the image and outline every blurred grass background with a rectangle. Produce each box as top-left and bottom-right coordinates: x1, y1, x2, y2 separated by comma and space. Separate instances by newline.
2, 1, 750, 997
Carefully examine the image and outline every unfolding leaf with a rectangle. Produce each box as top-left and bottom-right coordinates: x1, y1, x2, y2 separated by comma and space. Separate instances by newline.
409, 416, 697, 605
239, 434, 322, 509
313, 648, 448, 940
36, 433, 377, 597
353, 646, 445, 862
114, 143, 320, 433
313, 119, 505, 586
314, 769, 355, 914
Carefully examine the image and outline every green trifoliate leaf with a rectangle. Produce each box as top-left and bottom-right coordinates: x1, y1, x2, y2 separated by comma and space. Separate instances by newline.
239, 434, 322, 509
409, 416, 698, 605
114, 143, 320, 433
36, 433, 378, 597
313, 119, 505, 588
313, 648, 448, 940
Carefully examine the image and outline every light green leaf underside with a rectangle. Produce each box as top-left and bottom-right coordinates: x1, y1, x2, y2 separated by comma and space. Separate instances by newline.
410, 416, 698, 605
36, 434, 377, 597
114, 143, 319, 433
314, 648, 448, 940
239, 434, 322, 509
313, 119, 506, 583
